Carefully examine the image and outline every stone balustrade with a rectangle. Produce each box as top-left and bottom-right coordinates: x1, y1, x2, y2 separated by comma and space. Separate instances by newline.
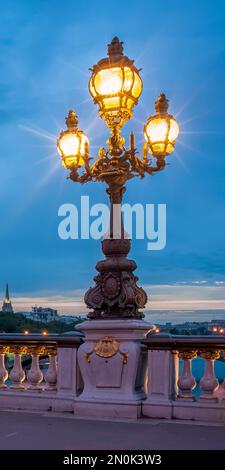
142, 334, 225, 423
1, 332, 225, 422
0, 333, 83, 413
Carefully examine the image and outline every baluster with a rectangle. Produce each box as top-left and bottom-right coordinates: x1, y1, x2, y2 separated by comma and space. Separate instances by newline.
27, 346, 44, 390
178, 350, 197, 399
44, 349, 57, 391
199, 350, 220, 399
9, 346, 27, 389
0, 346, 9, 389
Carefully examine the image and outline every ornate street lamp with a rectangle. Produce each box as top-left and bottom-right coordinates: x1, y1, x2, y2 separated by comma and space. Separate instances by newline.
57, 37, 179, 321
57, 110, 89, 169
144, 92, 179, 157
88, 36, 143, 130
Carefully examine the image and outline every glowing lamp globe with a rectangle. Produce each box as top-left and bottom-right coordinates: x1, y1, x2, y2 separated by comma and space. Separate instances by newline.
89, 37, 143, 129
57, 110, 89, 169
144, 93, 179, 157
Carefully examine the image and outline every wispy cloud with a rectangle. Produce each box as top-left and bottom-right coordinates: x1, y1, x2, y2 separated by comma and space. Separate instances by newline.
190, 280, 208, 285
175, 280, 208, 285
9, 282, 225, 314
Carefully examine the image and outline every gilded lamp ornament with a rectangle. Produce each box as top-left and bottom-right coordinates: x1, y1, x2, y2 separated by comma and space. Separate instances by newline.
57, 110, 89, 169
56, 38, 180, 320
89, 37, 142, 131
144, 93, 179, 157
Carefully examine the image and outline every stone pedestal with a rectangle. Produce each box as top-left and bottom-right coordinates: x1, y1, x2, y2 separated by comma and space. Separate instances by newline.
142, 349, 179, 419
52, 346, 80, 413
74, 319, 152, 418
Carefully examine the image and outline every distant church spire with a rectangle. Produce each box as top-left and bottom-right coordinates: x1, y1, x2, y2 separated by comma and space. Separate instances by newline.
5, 283, 9, 301
2, 283, 14, 313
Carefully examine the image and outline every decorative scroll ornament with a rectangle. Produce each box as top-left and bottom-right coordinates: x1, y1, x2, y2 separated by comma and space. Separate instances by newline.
0, 346, 10, 354
84, 238, 147, 320
29, 345, 47, 356
179, 350, 198, 360
85, 336, 128, 364
200, 350, 220, 360
19, 346, 28, 355
11, 345, 28, 355
94, 336, 119, 358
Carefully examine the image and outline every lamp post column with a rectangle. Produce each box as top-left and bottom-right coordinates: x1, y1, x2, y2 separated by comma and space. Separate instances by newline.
75, 181, 152, 418
106, 184, 125, 240
56, 38, 179, 419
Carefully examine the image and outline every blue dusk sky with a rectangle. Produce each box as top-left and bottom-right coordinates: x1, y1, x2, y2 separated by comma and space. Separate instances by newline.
0, 0, 225, 312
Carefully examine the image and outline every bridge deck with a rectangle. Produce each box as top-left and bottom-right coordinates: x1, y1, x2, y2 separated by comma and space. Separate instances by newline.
0, 411, 224, 450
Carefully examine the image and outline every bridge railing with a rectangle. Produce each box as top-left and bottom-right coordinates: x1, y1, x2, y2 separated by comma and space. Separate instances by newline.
1, 332, 225, 422
0, 333, 83, 413
142, 334, 225, 422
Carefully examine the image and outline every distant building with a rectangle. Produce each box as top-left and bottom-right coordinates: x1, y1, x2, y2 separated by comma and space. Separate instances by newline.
23, 306, 58, 323
57, 315, 83, 324
208, 320, 225, 335
2, 283, 14, 313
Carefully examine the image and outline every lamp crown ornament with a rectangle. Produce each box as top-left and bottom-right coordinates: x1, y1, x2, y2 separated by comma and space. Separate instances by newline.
155, 93, 169, 114
66, 109, 79, 130
107, 36, 124, 58
56, 38, 180, 320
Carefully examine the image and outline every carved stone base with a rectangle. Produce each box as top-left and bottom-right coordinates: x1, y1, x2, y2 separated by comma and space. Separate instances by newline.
75, 319, 153, 418
84, 239, 147, 320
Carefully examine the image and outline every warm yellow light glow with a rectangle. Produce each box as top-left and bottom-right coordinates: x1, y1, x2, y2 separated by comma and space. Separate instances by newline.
132, 71, 142, 98
58, 133, 87, 158
123, 67, 133, 92
89, 54, 142, 129
213, 327, 217, 332
169, 119, 179, 141
95, 68, 123, 95
144, 116, 179, 157
220, 328, 224, 334
93, 66, 140, 99
103, 96, 120, 110
24, 330, 29, 335
155, 328, 160, 333
57, 131, 88, 169
42, 330, 48, 336
147, 119, 168, 143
